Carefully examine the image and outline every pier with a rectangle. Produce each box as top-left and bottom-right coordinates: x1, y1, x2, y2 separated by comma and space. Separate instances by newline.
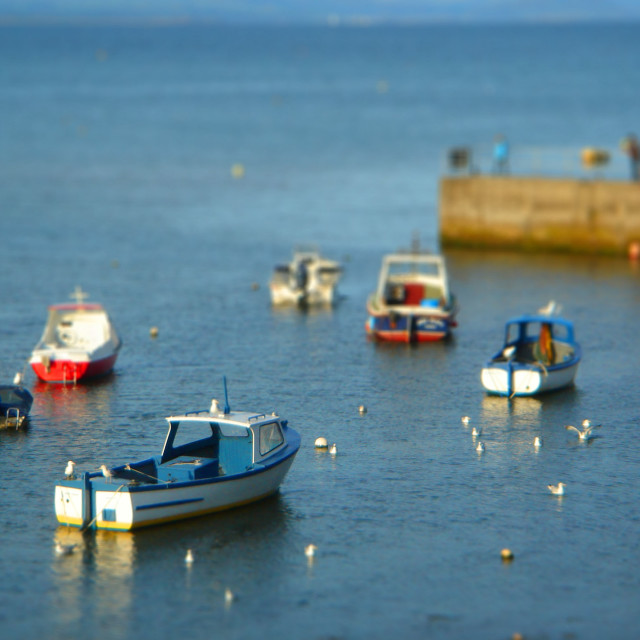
439, 175, 640, 255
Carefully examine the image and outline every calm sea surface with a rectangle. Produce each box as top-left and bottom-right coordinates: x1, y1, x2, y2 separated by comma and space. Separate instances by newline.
1, 23, 640, 640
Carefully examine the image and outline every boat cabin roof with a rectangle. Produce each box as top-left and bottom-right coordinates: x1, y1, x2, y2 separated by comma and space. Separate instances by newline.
48, 303, 106, 313
505, 314, 576, 342
167, 400, 281, 430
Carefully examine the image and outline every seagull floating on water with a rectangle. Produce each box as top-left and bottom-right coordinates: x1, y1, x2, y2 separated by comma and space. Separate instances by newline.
185, 549, 194, 564
476, 441, 485, 453
305, 544, 317, 558
461, 416, 470, 426
224, 588, 235, 606
548, 482, 565, 496
358, 405, 367, 415
566, 423, 599, 441
99, 464, 113, 478
55, 540, 77, 556
329, 443, 338, 456
471, 426, 482, 437
64, 460, 76, 478
534, 437, 542, 448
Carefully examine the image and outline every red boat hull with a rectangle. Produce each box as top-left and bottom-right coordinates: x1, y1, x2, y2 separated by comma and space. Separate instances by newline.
31, 352, 119, 383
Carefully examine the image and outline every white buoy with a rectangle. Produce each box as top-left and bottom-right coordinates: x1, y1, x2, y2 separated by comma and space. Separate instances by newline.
231, 163, 245, 179
150, 326, 159, 338
185, 549, 194, 564
224, 588, 234, 606
314, 437, 328, 449
329, 443, 337, 455
64, 460, 76, 478
548, 482, 565, 496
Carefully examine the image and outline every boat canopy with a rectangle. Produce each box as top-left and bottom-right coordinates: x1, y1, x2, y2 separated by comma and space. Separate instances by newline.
504, 314, 575, 344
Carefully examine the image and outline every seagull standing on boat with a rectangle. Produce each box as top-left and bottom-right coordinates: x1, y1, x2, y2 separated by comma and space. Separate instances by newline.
64, 460, 76, 479
99, 464, 113, 478
548, 483, 565, 496
566, 423, 599, 441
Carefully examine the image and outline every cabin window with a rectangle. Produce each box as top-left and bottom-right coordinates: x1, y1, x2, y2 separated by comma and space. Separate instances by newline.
171, 420, 216, 449
259, 422, 284, 456
219, 423, 250, 438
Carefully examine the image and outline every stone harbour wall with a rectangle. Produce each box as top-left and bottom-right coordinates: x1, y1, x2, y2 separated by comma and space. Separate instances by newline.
439, 176, 640, 255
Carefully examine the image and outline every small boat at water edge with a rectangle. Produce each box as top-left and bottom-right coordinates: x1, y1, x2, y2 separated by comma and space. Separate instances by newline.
270, 246, 342, 307
366, 249, 457, 342
0, 373, 33, 428
29, 287, 121, 384
54, 381, 301, 531
481, 302, 581, 397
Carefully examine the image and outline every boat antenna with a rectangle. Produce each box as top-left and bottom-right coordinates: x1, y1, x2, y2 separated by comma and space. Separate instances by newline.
70, 285, 89, 305
223, 376, 231, 414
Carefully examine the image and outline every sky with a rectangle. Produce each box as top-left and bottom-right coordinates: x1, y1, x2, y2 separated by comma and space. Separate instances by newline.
0, 0, 639, 24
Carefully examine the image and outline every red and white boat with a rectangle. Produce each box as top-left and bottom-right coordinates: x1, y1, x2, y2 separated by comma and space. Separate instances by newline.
30, 287, 122, 384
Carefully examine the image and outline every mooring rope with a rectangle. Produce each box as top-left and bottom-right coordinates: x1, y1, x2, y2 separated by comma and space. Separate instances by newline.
80, 482, 127, 532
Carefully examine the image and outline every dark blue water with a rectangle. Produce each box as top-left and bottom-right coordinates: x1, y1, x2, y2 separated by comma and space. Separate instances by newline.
1, 24, 640, 640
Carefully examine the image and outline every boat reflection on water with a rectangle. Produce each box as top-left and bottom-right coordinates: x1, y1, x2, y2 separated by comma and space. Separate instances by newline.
51, 527, 135, 635
480, 394, 544, 425
32, 374, 115, 424
50, 494, 294, 629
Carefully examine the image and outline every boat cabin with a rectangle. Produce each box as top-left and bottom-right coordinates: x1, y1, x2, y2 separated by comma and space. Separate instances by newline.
38, 304, 118, 351
378, 254, 450, 307
497, 315, 577, 366
116, 402, 289, 484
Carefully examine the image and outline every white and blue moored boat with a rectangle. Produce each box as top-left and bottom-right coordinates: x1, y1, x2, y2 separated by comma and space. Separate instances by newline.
55, 381, 301, 531
481, 303, 581, 397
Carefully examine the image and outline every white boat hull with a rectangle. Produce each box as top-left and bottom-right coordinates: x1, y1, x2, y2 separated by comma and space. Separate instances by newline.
481, 361, 579, 397
55, 455, 296, 531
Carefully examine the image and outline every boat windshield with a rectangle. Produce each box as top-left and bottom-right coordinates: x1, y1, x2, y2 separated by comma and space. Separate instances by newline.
387, 260, 441, 277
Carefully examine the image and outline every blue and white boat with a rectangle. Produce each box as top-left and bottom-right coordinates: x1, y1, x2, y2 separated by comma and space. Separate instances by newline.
0, 373, 33, 428
481, 303, 581, 397
54, 382, 301, 530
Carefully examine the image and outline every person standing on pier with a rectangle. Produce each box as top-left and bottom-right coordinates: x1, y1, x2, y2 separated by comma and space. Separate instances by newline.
493, 134, 509, 174
622, 134, 639, 181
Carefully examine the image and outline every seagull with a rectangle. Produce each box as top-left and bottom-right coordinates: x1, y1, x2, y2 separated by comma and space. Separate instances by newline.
566, 423, 598, 441
534, 436, 542, 448
185, 549, 194, 564
305, 544, 317, 558
329, 443, 338, 456
64, 460, 76, 479
471, 426, 482, 437
55, 540, 77, 556
99, 464, 113, 478
224, 588, 235, 606
358, 405, 367, 415
476, 441, 485, 453
538, 300, 561, 316
461, 416, 470, 426
548, 482, 565, 496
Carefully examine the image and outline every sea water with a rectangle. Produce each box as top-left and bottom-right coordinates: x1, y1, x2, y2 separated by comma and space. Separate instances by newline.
1, 23, 639, 640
